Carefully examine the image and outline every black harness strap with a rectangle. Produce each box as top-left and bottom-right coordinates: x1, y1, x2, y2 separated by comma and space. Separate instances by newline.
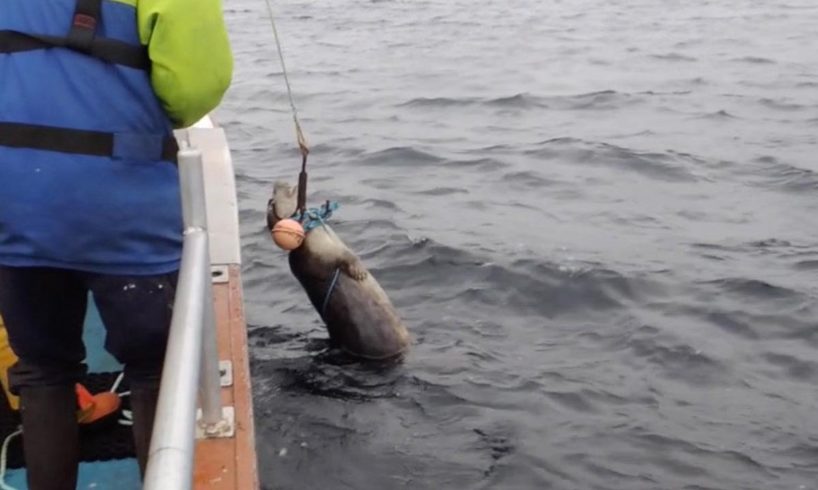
0, 0, 168, 160
0, 0, 149, 71
67, 0, 102, 53
0, 123, 179, 163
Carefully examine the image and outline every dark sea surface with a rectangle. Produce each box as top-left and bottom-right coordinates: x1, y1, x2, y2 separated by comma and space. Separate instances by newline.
216, 1, 818, 488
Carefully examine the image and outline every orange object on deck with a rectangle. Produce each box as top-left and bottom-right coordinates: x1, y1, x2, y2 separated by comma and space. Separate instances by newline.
75, 383, 122, 425
0, 316, 20, 410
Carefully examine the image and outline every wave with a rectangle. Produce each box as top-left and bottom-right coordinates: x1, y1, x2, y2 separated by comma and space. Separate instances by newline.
398, 90, 642, 111
397, 96, 482, 108
357, 146, 445, 166
750, 156, 818, 193
794, 260, 818, 271
446, 157, 510, 171
525, 138, 701, 182
699, 277, 802, 300
485, 93, 549, 108
695, 110, 738, 120
731, 56, 777, 64
758, 98, 805, 111
761, 352, 818, 382
413, 186, 470, 196
650, 53, 697, 62
625, 333, 732, 387
500, 170, 559, 188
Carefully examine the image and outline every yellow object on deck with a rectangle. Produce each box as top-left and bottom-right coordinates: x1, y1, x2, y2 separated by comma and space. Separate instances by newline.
0, 315, 20, 410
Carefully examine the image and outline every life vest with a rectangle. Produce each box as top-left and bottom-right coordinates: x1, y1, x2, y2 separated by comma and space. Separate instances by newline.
0, 0, 178, 162
0, 0, 184, 275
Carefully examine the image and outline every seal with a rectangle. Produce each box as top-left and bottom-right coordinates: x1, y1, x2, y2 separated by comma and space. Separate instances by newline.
266, 181, 410, 361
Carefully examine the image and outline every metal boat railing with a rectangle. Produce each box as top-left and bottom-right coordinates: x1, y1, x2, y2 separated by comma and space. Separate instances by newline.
143, 146, 231, 489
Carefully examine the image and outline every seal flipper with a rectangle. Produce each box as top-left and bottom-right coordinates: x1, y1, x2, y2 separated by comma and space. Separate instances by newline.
338, 250, 367, 281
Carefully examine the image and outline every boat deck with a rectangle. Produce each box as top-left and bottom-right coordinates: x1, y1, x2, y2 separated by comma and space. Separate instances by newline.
185, 117, 258, 490
192, 265, 257, 489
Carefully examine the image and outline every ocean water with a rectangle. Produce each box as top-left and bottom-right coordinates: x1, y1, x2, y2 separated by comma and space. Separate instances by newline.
216, 1, 818, 488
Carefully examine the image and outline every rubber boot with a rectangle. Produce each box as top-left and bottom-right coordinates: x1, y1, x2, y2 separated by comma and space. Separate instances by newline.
19, 385, 79, 490
130, 386, 159, 478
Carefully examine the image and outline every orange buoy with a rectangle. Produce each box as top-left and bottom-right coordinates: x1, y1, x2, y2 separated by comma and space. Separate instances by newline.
75, 383, 122, 426
272, 218, 305, 250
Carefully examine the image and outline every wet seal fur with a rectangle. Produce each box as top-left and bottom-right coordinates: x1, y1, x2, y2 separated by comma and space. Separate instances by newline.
266, 181, 410, 361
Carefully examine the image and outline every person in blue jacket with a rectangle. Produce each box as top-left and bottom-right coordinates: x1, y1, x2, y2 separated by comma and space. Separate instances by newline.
0, 0, 232, 487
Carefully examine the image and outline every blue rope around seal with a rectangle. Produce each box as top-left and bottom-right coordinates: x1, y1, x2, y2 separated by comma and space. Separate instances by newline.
321, 268, 341, 317
291, 200, 342, 316
292, 200, 339, 234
